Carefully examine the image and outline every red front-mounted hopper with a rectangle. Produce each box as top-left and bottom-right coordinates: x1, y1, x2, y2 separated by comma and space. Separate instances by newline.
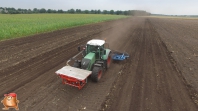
56, 66, 92, 89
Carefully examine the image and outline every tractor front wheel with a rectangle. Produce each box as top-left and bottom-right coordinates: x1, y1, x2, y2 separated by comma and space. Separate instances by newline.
91, 66, 103, 82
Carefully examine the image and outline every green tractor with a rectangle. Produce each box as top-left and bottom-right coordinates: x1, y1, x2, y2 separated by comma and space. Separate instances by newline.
55, 39, 112, 89
73, 39, 111, 82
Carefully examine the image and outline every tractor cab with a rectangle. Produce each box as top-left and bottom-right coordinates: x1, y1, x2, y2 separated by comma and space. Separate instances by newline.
86, 39, 106, 60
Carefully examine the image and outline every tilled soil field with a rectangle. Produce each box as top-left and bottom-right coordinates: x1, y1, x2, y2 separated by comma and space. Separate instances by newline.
0, 17, 198, 111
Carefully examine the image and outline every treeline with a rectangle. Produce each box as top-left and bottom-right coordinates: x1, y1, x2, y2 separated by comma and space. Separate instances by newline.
0, 7, 150, 16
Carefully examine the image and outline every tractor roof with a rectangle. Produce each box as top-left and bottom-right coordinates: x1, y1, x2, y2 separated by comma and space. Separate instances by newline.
87, 39, 105, 46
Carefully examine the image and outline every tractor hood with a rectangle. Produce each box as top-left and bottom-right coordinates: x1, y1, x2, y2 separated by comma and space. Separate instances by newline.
84, 52, 95, 60
81, 58, 91, 70
81, 52, 96, 70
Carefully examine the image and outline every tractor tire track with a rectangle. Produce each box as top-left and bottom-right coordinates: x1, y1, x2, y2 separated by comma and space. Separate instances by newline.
100, 18, 198, 111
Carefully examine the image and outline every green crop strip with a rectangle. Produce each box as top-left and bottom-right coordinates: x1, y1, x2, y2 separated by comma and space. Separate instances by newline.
0, 14, 128, 40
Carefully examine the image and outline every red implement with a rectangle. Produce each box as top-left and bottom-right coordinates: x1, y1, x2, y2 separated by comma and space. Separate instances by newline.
56, 66, 92, 89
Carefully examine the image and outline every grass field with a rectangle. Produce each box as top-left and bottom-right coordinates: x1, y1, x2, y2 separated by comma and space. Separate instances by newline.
0, 14, 128, 40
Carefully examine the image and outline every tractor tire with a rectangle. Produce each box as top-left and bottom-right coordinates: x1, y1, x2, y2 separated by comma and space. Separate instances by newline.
91, 66, 103, 82
73, 62, 80, 68
104, 55, 112, 70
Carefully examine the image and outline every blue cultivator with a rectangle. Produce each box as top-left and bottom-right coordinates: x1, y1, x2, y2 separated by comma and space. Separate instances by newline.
112, 51, 129, 61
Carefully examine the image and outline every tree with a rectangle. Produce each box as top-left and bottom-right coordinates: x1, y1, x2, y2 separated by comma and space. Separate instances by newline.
76, 9, 81, 13
27, 9, 32, 14
84, 10, 89, 14
110, 10, 114, 15
58, 9, 63, 13
22, 9, 28, 13
0, 6, 151, 15
79, 9, 82, 13
124, 11, 129, 15
40, 8, 46, 13
103, 10, 107, 14
33, 8, 39, 13
94, 10, 97, 14
91, 10, 94, 14
116, 10, 122, 15
97, 10, 101, 14
7, 7, 16, 11
47, 9, 52, 13
2, 10, 6, 14
17, 8, 22, 11
68, 9, 75, 13
52, 10, 57, 13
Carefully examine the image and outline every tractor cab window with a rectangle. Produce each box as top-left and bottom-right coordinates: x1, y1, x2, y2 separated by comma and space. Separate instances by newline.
91, 46, 99, 52
87, 45, 100, 59
87, 44, 105, 59
87, 45, 99, 52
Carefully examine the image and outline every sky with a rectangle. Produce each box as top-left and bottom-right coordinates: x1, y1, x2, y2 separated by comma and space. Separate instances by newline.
1, 0, 198, 15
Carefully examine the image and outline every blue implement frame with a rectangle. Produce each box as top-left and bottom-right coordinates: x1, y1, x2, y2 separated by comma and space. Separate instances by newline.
112, 52, 129, 61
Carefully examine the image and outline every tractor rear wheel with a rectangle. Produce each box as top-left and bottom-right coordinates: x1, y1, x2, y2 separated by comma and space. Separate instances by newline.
91, 66, 103, 82
105, 55, 111, 70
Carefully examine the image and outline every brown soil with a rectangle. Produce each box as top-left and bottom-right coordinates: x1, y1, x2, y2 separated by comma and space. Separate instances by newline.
0, 17, 197, 111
